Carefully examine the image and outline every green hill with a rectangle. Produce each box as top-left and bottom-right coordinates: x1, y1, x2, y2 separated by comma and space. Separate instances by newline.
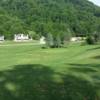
0, 0, 100, 39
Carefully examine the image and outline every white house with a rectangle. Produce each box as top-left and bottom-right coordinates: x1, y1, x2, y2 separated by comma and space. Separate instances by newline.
70, 37, 84, 42
14, 34, 31, 42
0, 35, 4, 42
40, 36, 46, 44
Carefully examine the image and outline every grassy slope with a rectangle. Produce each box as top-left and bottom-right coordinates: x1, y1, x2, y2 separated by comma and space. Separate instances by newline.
0, 42, 100, 100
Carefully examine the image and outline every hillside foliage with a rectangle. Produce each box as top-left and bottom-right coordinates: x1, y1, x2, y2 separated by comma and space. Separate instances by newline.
0, 0, 100, 40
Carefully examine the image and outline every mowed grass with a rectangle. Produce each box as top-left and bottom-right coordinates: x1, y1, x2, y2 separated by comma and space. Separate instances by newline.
0, 42, 100, 100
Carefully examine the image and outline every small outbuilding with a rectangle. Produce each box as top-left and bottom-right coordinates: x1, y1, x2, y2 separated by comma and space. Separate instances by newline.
40, 36, 46, 44
0, 35, 4, 42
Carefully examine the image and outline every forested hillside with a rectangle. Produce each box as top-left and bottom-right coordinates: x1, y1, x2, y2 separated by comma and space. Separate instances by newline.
0, 0, 100, 39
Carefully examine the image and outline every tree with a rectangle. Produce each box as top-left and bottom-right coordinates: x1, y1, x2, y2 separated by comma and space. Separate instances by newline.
46, 33, 54, 48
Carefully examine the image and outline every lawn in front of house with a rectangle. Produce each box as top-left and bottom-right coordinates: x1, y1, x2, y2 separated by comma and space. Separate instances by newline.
0, 42, 100, 100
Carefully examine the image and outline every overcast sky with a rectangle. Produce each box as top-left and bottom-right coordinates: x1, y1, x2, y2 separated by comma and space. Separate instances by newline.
89, 0, 100, 6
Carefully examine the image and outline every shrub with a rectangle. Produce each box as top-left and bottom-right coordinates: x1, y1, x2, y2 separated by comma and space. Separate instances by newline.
53, 35, 62, 48
46, 33, 54, 48
86, 36, 96, 44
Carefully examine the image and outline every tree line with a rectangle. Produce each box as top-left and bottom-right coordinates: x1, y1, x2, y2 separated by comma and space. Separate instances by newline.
0, 0, 100, 46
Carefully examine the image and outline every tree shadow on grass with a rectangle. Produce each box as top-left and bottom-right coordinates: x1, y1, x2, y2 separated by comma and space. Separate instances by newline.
92, 55, 100, 59
87, 47, 100, 51
67, 63, 100, 82
67, 63, 100, 98
0, 64, 99, 100
68, 63, 100, 73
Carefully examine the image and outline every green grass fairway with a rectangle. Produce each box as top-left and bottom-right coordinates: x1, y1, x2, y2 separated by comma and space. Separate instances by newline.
0, 42, 100, 100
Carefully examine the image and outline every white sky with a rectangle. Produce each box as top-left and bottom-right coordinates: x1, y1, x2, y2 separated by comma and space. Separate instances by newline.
89, 0, 100, 6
